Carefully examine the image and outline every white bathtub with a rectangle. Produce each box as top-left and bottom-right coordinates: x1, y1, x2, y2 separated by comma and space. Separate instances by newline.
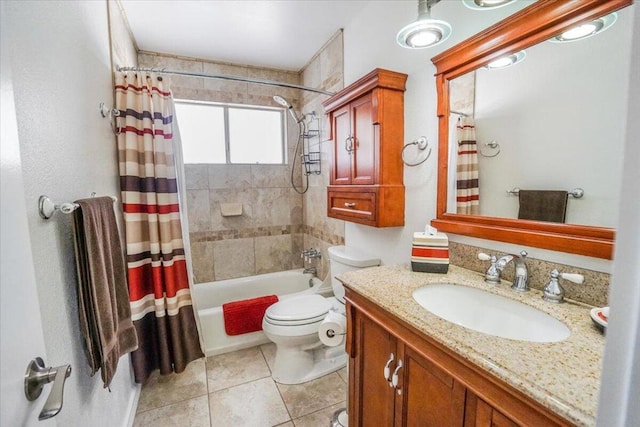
193, 269, 330, 356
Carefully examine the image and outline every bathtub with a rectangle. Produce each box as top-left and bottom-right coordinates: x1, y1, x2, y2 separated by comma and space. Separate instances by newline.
193, 269, 330, 356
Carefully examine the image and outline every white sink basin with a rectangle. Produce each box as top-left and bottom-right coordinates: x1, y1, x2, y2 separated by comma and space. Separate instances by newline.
412, 284, 570, 343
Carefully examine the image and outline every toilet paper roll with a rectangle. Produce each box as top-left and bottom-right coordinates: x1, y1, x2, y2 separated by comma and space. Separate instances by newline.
319, 311, 346, 347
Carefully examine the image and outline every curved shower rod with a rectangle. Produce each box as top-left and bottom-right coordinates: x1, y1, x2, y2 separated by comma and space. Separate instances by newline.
117, 66, 335, 96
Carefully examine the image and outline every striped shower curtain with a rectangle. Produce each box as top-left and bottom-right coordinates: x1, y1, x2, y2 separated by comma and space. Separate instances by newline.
456, 117, 480, 215
115, 71, 203, 383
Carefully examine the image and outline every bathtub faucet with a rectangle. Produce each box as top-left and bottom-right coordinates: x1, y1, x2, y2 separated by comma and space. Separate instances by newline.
303, 267, 317, 277
301, 248, 322, 262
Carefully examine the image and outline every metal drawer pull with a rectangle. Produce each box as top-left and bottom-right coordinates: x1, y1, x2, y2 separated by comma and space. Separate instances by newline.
344, 202, 356, 208
392, 360, 403, 393
383, 353, 395, 382
345, 136, 354, 153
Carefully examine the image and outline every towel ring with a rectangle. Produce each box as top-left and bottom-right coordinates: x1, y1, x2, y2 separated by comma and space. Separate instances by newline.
402, 137, 431, 167
479, 140, 500, 157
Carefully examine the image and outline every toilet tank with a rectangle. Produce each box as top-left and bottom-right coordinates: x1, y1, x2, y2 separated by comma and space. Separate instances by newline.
328, 246, 381, 303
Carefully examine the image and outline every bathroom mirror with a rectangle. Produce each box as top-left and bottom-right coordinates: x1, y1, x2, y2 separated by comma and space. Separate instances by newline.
431, 0, 633, 259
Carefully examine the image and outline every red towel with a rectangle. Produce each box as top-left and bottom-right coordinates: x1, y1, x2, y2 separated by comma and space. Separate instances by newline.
222, 295, 279, 336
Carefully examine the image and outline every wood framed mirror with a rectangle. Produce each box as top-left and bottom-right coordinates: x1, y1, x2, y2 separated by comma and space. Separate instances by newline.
431, 0, 632, 260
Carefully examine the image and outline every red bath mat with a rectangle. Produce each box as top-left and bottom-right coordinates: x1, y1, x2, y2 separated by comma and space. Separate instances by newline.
222, 295, 279, 336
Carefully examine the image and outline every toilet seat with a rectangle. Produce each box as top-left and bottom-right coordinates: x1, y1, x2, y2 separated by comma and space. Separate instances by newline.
264, 294, 332, 326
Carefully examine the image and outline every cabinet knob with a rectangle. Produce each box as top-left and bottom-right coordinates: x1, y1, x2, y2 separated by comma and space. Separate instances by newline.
383, 353, 395, 382
344, 202, 357, 208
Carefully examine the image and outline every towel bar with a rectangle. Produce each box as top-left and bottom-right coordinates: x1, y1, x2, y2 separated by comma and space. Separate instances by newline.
38, 194, 118, 220
506, 188, 584, 199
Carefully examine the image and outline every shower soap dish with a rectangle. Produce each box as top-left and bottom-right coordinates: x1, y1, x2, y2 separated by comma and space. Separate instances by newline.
220, 203, 243, 217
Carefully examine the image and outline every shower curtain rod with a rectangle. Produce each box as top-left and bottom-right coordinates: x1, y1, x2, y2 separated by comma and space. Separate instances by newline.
117, 66, 336, 96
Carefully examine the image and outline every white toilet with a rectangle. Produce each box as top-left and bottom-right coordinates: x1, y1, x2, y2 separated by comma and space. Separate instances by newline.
262, 246, 380, 385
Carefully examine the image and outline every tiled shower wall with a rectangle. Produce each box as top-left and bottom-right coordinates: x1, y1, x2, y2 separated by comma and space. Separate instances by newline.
138, 37, 347, 284
138, 52, 305, 283
299, 31, 346, 280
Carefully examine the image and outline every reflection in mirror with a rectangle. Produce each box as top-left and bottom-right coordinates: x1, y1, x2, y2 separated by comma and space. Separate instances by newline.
446, 7, 631, 227
432, 0, 633, 259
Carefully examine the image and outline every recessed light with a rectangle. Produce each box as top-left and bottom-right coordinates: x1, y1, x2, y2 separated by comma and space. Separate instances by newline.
485, 50, 526, 69
462, 0, 518, 11
549, 13, 617, 43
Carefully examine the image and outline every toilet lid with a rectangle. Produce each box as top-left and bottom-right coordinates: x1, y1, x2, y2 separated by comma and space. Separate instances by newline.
265, 294, 331, 323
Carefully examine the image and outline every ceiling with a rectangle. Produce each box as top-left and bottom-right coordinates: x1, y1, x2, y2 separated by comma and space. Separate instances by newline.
119, 0, 372, 71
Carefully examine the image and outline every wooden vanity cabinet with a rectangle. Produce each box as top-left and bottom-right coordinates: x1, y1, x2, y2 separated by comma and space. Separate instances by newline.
345, 287, 573, 427
322, 69, 407, 227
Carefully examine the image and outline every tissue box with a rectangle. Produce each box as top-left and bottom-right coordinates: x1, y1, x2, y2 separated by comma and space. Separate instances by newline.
411, 232, 449, 274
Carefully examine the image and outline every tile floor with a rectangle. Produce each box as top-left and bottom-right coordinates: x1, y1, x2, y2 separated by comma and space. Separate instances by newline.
133, 343, 347, 426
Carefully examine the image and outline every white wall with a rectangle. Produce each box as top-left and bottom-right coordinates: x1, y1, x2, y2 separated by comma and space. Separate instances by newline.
342, 0, 628, 272
4, 1, 138, 425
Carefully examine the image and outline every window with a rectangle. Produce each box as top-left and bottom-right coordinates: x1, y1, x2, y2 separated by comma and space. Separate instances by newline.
175, 100, 286, 164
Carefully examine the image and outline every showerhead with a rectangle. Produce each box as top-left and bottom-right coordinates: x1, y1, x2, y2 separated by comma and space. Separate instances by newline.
273, 95, 304, 123
273, 95, 291, 108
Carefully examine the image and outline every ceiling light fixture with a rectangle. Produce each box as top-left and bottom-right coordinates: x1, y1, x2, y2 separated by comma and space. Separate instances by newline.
549, 13, 617, 43
485, 50, 526, 69
397, 0, 452, 49
462, 0, 518, 11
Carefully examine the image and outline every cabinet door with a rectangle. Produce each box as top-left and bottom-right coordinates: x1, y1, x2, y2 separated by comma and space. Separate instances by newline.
399, 345, 466, 427
464, 394, 519, 427
352, 311, 397, 427
331, 104, 352, 185
351, 92, 376, 185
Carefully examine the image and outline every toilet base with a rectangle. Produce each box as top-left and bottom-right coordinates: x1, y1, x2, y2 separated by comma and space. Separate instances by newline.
331, 408, 348, 427
271, 345, 347, 385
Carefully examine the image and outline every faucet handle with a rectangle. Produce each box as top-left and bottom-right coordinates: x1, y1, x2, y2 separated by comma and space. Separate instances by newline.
559, 272, 584, 284
478, 253, 502, 285
543, 269, 584, 303
478, 252, 495, 262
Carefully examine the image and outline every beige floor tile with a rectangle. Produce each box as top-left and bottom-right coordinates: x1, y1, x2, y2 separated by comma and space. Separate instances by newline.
133, 395, 210, 427
209, 377, 290, 426
206, 346, 271, 392
260, 342, 277, 372
277, 373, 347, 419
292, 402, 345, 427
275, 423, 294, 427
137, 358, 208, 413
337, 367, 348, 383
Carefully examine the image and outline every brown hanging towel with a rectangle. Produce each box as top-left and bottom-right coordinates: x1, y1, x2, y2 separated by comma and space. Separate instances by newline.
517, 190, 569, 223
72, 196, 138, 388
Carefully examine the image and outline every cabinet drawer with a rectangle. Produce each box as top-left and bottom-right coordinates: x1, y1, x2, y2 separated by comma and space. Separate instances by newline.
328, 190, 376, 225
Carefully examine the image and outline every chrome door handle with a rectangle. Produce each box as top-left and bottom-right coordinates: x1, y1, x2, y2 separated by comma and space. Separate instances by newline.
383, 353, 395, 382
25, 357, 72, 420
344, 202, 356, 208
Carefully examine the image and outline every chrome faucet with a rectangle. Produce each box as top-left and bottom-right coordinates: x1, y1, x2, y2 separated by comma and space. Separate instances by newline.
301, 248, 321, 277
511, 250, 529, 292
542, 269, 585, 303
303, 266, 317, 276
301, 248, 321, 262
478, 250, 528, 289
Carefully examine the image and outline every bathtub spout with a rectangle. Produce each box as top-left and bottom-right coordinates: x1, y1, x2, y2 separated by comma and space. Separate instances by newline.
303, 267, 317, 277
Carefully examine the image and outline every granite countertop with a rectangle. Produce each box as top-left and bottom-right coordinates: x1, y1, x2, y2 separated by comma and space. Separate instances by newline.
338, 264, 605, 427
